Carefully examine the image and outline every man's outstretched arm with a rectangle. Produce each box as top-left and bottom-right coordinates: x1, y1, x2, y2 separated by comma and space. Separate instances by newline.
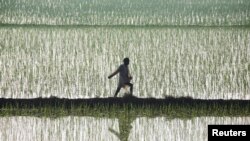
108, 69, 119, 79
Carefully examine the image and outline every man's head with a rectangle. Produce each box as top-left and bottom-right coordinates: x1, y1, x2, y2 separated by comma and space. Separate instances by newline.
123, 57, 130, 66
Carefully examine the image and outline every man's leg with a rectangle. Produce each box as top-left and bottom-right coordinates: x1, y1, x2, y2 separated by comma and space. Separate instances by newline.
125, 83, 133, 95
114, 86, 121, 97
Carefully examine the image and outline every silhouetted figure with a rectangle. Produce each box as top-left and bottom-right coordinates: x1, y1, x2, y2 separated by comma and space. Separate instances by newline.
108, 58, 133, 97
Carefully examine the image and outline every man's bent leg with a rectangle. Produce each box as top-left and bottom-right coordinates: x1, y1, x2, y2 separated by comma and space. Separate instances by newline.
125, 83, 133, 95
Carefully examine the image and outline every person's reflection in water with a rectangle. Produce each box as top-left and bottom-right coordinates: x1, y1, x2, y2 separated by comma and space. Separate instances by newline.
109, 113, 135, 141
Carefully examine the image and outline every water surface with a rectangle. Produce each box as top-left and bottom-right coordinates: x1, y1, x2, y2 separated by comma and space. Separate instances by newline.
0, 116, 249, 141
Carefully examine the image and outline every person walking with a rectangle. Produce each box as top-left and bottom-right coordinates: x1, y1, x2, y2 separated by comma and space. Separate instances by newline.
108, 57, 133, 97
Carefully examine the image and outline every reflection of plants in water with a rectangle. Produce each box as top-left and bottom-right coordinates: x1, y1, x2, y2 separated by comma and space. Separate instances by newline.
1, 97, 250, 140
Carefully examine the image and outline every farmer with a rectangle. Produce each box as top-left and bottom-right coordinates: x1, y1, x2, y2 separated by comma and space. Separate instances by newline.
108, 57, 133, 97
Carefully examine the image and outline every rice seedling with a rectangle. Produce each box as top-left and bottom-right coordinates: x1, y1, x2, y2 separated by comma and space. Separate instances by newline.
0, 26, 249, 99
0, 0, 249, 26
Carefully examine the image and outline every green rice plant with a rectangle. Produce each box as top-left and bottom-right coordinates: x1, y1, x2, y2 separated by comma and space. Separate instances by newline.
0, 26, 249, 99
0, 0, 249, 26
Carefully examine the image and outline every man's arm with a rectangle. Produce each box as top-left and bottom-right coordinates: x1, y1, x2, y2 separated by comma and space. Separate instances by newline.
108, 69, 119, 79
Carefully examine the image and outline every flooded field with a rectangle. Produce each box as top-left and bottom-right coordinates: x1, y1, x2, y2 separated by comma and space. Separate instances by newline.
0, 0, 249, 99
1, 0, 250, 140
0, 116, 249, 141
0, 26, 249, 99
0, 0, 250, 26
